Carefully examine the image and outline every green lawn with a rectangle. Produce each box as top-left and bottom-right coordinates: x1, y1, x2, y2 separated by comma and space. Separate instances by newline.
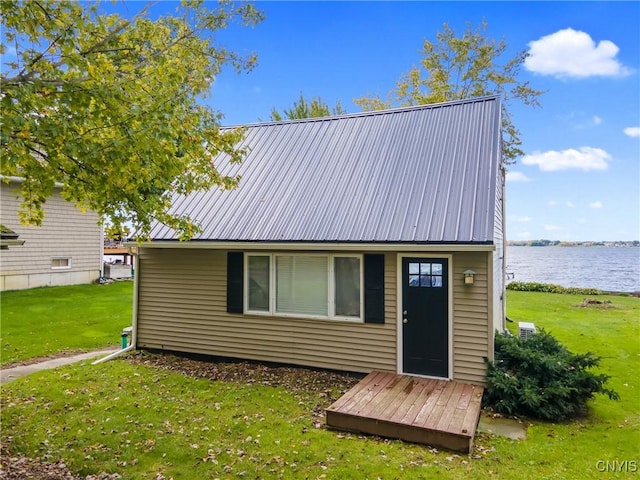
1, 281, 133, 365
1, 290, 638, 479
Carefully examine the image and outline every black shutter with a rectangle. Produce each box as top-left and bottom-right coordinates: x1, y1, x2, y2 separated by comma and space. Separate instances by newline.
227, 252, 244, 314
364, 254, 385, 324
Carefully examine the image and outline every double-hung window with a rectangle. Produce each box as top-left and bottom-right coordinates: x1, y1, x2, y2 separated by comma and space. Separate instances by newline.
245, 253, 363, 322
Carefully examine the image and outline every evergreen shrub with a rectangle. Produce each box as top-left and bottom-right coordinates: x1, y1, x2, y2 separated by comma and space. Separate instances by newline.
484, 330, 619, 421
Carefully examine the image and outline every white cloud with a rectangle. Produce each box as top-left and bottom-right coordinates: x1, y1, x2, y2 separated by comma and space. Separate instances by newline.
544, 224, 561, 231
505, 171, 532, 182
522, 147, 611, 171
566, 201, 574, 208
509, 215, 532, 223
560, 112, 604, 130
516, 231, 531, 238
578, 218, 588, 224
624, 127, 640, 137
547, 200, 558, 207
525, 28, 632, 78
589, 201, 603, 208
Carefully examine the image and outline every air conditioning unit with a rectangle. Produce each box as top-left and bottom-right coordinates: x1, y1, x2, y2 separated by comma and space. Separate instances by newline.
518, 322, 537, 340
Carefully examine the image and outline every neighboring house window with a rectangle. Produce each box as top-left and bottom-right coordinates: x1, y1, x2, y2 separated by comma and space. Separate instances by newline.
51, 257, 71, 269
245, 253, 363, 322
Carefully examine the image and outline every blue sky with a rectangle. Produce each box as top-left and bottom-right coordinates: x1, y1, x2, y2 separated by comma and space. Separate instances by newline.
207, 1, 640, 242
19, 1, 640, 241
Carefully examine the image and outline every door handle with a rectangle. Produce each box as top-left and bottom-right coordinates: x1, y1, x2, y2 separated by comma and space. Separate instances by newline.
403, 318, 408, 324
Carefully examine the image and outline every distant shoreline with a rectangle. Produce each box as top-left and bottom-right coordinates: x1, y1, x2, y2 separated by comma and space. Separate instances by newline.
505, 244, 639, 292
506, 241, 639, 247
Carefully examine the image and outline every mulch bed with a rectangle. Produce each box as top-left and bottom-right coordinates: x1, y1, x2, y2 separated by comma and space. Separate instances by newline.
128, 350, 362, 393
128, 351, 363, 422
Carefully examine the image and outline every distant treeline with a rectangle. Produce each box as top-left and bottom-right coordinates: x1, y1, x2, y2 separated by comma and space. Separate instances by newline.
506, 240, 639, 247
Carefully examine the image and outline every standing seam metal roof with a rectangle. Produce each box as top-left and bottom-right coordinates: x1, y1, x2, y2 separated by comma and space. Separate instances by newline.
149, 96, 502, 243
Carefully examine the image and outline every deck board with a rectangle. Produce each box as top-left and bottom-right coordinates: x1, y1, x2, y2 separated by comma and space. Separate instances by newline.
379, 377, 421, 421
447, 384, 475, 434
344, 370, 396, 414
388, 378, 429, 423
326, 371, 484, 453
395, 379, 438, 425
329, 370, 385, 412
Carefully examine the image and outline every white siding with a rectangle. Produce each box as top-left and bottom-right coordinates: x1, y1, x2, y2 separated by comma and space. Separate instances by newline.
0, 181, 101, 290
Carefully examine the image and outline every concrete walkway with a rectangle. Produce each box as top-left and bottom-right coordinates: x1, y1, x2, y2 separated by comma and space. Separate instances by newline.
477, 414, 527, 440
1, 348, 119, 385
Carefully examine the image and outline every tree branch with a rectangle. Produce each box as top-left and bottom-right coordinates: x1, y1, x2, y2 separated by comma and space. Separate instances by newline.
0, 76, 91, 87
16, 32, 65, 80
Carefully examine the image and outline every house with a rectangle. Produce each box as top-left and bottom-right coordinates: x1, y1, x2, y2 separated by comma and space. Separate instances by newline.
131, 96, 506, 386
0, 177, 102, 291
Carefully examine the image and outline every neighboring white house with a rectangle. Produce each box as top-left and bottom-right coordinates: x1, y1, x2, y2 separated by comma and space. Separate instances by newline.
0, 178, 102, 291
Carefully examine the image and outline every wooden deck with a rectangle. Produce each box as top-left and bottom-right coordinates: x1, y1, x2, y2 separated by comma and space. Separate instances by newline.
104, 247, 130, 255
104, 246, 136, 266
325, 371, 484, 453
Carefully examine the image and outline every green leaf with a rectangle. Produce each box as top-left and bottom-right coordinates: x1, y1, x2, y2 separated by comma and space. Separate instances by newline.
0, 0, 263, 240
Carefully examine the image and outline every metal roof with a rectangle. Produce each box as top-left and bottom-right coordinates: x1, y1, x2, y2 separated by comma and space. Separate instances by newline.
149, 96, 502, 243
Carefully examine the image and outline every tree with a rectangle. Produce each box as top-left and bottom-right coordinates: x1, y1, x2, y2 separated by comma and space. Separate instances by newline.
270, 92, 346, 121
1, 0, 263, 240
355, 21, 543, 164
104, 224, 130, 244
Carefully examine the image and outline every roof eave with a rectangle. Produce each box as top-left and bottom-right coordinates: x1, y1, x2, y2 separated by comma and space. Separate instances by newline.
0, 239, 25, 249
127, 240, 495, 252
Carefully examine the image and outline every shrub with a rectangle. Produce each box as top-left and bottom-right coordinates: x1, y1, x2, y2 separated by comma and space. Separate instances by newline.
506, 282, 602, 295
484, 330, 619, 421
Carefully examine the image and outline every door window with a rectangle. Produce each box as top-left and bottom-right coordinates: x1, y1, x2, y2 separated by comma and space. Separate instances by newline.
408, 262, 443, 288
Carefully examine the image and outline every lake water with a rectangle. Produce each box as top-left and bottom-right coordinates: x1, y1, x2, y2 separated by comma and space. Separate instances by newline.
106, 248, 639, 292
506, 246, 640, 293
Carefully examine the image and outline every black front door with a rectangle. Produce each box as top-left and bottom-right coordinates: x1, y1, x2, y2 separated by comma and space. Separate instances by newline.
402, 257, 449, 377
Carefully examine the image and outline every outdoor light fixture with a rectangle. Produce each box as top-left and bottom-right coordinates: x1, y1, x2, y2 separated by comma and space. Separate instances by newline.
463, 269, 476, 285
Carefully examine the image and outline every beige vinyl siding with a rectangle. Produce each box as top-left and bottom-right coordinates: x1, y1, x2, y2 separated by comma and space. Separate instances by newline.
136, 248, 491, 384
136, 249, 397, 373
452, 251, 490, 384
0, 182, 101, 291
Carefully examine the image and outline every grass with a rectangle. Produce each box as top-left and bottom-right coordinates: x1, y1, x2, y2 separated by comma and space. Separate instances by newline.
1, 290, 639, 479
0, 281, 133, 365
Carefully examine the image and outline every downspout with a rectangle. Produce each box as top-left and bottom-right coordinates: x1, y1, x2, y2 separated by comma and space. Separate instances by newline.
93, 246, 139, 365
100, 222, 105, 279
92, 343, 135, 364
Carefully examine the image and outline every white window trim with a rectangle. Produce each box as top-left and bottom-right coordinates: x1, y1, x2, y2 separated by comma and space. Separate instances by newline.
244, 252, 364, 323
51, 257, 72, 270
